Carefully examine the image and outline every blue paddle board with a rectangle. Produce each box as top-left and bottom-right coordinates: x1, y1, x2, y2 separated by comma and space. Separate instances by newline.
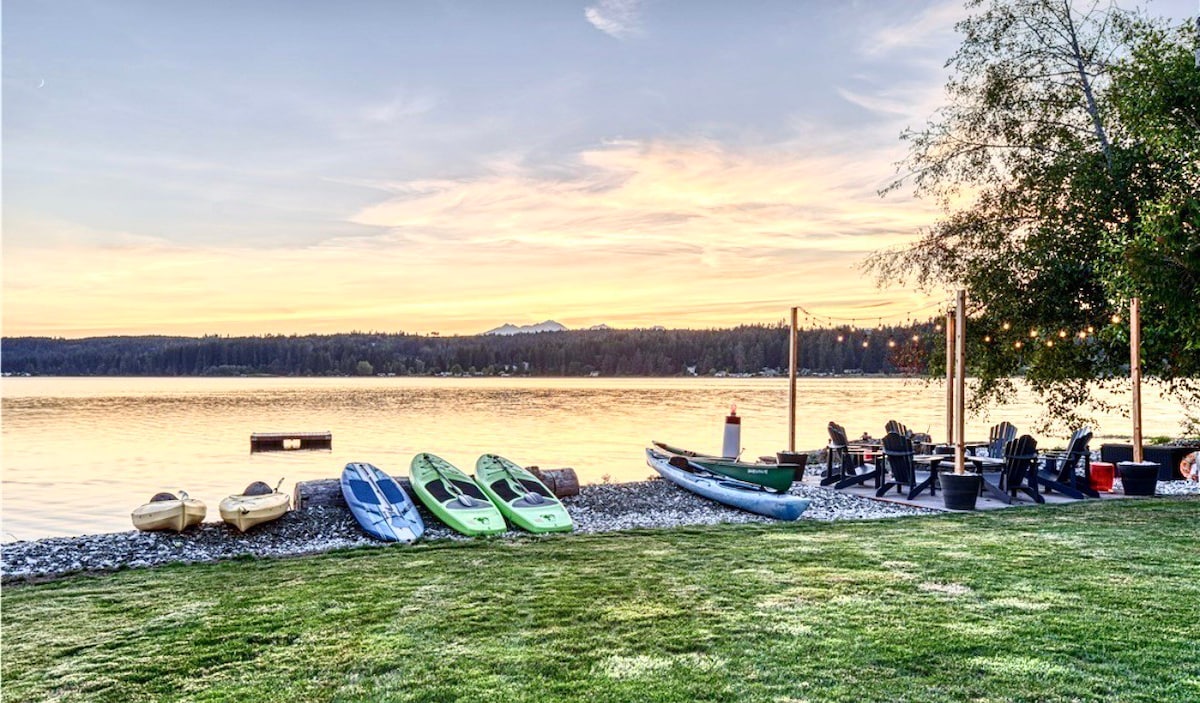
341, 462, 426, 542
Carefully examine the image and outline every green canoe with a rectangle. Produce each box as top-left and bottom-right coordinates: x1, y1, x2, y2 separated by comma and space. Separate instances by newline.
409, 453, 507, 536
475, 454, 574, 534
651, 440, 796, 493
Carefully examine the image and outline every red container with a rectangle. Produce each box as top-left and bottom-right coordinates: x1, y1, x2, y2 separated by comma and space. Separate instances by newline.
1090, 461, 1115, 492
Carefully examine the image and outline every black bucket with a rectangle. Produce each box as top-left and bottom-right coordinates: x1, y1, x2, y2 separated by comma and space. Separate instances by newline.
1118, 462, 1159, 496
777, 452, 809, 482
940, 472, 981, 511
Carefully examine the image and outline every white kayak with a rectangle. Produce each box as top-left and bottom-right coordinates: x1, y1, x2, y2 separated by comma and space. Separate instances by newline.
219, 481, 290, 532
646, 448, 810, 521
132, 491, 207, 532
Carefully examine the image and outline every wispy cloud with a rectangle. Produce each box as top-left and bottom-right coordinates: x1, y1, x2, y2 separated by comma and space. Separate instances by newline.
862, 0, 966, 57
585, 0, 643, 39
2, 138, 943, 337
362, 92, 438, 123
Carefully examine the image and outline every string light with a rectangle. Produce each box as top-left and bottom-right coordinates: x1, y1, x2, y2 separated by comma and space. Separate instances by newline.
1078, 330, 1088, 339
1058, 330, 1067, 338
984, 335, 992, 343
887, 339, 896, 348
911, 334, 920, 342
836, 334, 844, 343
1002, 322, 1012, 331
1014, 340, 1023, 349
1029, 329, 1039, 338
1046, 340, 1054, 347
934, 323, 942, 332
1111, 314, 1122, 324
861, 340, 869, 348
1087, 325, 1094, 333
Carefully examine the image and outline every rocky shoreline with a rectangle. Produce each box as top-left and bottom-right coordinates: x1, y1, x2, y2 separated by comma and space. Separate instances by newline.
2, 477, 937, 584
4, 476, 1196, 585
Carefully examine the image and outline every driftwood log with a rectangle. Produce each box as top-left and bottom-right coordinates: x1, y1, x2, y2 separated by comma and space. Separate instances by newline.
293, 467, 580, 510
527, 467, 580, 497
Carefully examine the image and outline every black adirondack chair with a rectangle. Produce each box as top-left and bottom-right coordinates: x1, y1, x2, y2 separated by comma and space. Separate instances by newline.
822, 422, 854, 486
877, 431, 924, 498
830, 422, 883, 490
1037, 428, 1098, 499
988, 422, 1017, 459
999, 434, 1041, 504
885, 420, 911, 438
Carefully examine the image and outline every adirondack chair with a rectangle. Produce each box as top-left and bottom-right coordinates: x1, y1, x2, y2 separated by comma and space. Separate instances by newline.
822, 422, 855, 486
877, 431, 921, 498
885, 420, 911, 438
1037, 428, 1098, 499
830, 422, 884, 490
987, 422, 1017, 459
999, 434, 1042, 504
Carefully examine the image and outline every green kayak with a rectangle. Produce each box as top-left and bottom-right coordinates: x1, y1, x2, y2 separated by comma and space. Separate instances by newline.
410, 453, 506, 536
475, 454, 574, 534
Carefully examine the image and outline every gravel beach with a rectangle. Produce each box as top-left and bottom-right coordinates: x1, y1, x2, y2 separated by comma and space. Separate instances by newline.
4, 475, 1196, 584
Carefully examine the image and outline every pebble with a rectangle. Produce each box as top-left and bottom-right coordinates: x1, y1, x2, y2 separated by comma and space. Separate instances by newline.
3, 477, 1195, 584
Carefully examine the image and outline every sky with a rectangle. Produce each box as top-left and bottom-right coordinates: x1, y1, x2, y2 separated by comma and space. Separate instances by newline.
3, 0, 1195, 338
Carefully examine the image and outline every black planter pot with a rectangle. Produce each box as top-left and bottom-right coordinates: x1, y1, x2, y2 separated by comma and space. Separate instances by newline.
776, 452, 809, 482
940, 472, 981, 511
1118, 461, 1159, 496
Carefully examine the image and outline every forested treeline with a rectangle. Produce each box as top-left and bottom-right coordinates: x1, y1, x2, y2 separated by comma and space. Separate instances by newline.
1, 323, 937, 377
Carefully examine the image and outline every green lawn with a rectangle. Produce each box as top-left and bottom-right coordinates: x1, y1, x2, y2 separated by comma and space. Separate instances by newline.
3, 499, 1198, 702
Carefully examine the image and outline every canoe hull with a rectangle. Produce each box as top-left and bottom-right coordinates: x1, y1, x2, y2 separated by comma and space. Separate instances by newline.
219, 491, 290, 532
132, 498, 206, 532
646, 448, 810, 521
340, 462, 425, 543
652, 441, 795, 492
410, 453, 506, 536
475, 454, 574, 533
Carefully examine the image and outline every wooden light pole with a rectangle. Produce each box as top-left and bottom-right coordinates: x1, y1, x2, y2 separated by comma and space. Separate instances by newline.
954, 290, 967, 474
788, 306, 799, 452
1131, 297, 1143, 463
945, 311, 955, 447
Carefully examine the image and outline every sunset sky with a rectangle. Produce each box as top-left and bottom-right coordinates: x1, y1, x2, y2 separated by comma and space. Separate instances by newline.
4, 0, 1194, 338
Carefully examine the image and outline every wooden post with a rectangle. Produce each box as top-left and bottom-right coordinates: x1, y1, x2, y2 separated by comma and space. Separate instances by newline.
1131, 297, 1143, 463
788, 307, 798, 452
945, 311, 955, 447
954, 290, 967, 474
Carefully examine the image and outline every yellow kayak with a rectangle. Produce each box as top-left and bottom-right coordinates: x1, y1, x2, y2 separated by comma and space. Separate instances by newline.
132, 491, 206, 532
219, 481, 290, 532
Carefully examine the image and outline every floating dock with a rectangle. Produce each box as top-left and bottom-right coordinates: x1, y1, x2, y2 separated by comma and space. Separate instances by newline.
250, 431, 332, 453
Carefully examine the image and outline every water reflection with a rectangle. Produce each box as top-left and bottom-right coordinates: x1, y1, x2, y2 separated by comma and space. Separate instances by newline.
1, 376, 1185, 540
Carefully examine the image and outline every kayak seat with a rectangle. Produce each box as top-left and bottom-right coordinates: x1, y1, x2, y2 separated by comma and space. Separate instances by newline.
347, 479, 381, 505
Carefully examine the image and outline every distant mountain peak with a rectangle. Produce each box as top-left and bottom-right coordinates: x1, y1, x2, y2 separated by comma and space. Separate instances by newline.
588, 323, 612, 331
483, 320, 568, 336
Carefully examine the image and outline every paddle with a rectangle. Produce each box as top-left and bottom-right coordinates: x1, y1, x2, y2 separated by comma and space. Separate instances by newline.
488, 456, 549, 506
424, 458, 484, 508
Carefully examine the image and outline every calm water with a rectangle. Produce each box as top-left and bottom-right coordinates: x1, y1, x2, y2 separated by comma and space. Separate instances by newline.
1, 376, 1187, 540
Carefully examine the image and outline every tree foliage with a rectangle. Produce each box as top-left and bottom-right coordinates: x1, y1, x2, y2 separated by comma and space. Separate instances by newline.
0, 324, 937, 378
870, 0, 1200, 430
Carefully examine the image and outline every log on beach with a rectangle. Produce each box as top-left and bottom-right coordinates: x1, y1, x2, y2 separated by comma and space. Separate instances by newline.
293, 479, 346, 510
293, 467, 581, 510
527, 467, 580, 497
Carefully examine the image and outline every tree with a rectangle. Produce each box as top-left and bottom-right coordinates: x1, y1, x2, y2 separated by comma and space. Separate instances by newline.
870, 0, 1200, 430
355, 360, 374, 376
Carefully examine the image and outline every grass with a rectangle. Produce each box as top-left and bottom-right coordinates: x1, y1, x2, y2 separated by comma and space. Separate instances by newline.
3, 499, 1199, 703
